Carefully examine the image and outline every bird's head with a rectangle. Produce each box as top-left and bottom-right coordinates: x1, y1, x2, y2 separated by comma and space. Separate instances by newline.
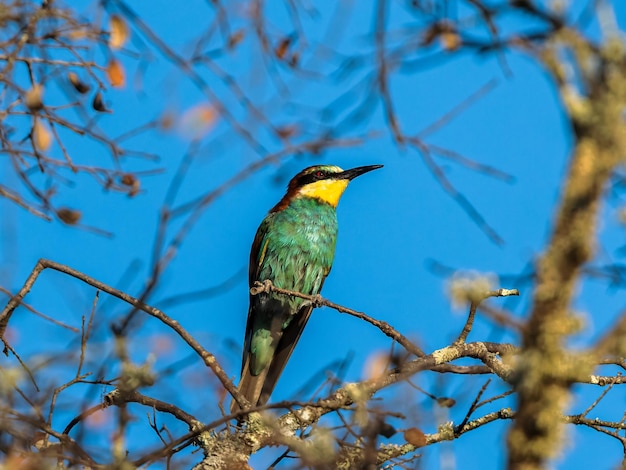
274, 164, 383, 210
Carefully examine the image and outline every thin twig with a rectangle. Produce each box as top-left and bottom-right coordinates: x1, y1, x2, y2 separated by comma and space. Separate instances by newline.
455, 379, 491, 436
251, 280, 425, 357
454, 289, 520, 345
0, 259, 248, 410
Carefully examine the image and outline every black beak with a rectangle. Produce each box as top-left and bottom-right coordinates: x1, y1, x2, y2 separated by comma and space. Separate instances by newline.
339, 164, 384, 181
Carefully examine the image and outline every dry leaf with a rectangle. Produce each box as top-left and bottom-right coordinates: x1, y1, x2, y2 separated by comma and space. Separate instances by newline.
65, 27, 89, 41
276, 125, 299, 140
440, 31, 461, 51
32, 120, 52, 151
404, 428, 427, 448
109, 14, 129, 50
436, 397, 456, 408
92, 91, 110, 112
25, 85, 43, 111
120, 173, 136, 186
106, 59, 125, 88
288, 52, 300, 67
228, 29, 245, 49
57, 208, 82, 225
275, 36, 291, 59
120, 173, 140, 196
68, 72, 90, 94
160, 112, 175, 130
31, 432, 47, 450
128, 180, 140, 197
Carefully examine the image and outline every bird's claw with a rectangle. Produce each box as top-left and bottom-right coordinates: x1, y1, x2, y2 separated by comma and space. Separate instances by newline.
312, 294, 324, 307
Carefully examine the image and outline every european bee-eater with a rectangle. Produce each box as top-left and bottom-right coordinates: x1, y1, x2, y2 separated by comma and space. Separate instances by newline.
232, 164, 383, 414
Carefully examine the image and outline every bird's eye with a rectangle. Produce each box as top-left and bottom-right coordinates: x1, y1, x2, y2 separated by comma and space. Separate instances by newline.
315, 171, 325, 179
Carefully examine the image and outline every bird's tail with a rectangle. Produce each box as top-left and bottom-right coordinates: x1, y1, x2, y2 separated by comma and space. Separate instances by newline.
230, 356, 268, 416
230, 305, 314, 416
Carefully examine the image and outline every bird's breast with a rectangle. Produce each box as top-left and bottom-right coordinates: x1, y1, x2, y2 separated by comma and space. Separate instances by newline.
254, 198, 339, 314
273, 199, 338, 256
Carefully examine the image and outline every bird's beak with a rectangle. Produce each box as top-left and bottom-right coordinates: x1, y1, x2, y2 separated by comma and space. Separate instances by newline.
339, 164, 384, 181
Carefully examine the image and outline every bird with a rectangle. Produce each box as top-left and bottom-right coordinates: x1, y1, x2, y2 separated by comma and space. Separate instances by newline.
231, 163, 383, 414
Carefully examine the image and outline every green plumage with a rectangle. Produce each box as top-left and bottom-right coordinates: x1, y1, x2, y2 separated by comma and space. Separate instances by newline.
231, 164, 382, 414
249, 197, 337, 374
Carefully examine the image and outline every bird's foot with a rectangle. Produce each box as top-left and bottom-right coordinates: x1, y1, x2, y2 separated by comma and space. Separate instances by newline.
251, 279, 273, 295
312, 294, 324, 307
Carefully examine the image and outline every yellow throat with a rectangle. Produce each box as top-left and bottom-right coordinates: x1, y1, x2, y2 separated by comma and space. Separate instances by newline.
298, 178, 350, 208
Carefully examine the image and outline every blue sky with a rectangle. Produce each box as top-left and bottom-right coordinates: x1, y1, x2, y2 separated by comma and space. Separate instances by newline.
1, 1, 625, 468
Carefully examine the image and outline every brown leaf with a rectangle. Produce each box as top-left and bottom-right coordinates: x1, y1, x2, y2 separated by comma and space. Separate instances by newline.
120, 173, 136, 186
68, 72, 90, 94
65, 27, 89, 41
57, 208, 82, 225
32, 120, 52, 151
437, 397, 456, 408
275, 36, 292, 59
160, 112, 175, 130
25, 85, 44, 111
276, 125, 299, 140
92, 91, 110, 112
30, 431, 47, 450
228, 29, 245, 49
288, 52, 300, 68
404, 428, 427, 447
120, 173, 140, 196
106, 59, 125, 88
109, 14, 129, 50
128, 180, 140, 197
440, 31, 461, 51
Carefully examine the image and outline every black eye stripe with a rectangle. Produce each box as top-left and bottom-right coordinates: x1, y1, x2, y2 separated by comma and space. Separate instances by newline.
297, 170, 328, 186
